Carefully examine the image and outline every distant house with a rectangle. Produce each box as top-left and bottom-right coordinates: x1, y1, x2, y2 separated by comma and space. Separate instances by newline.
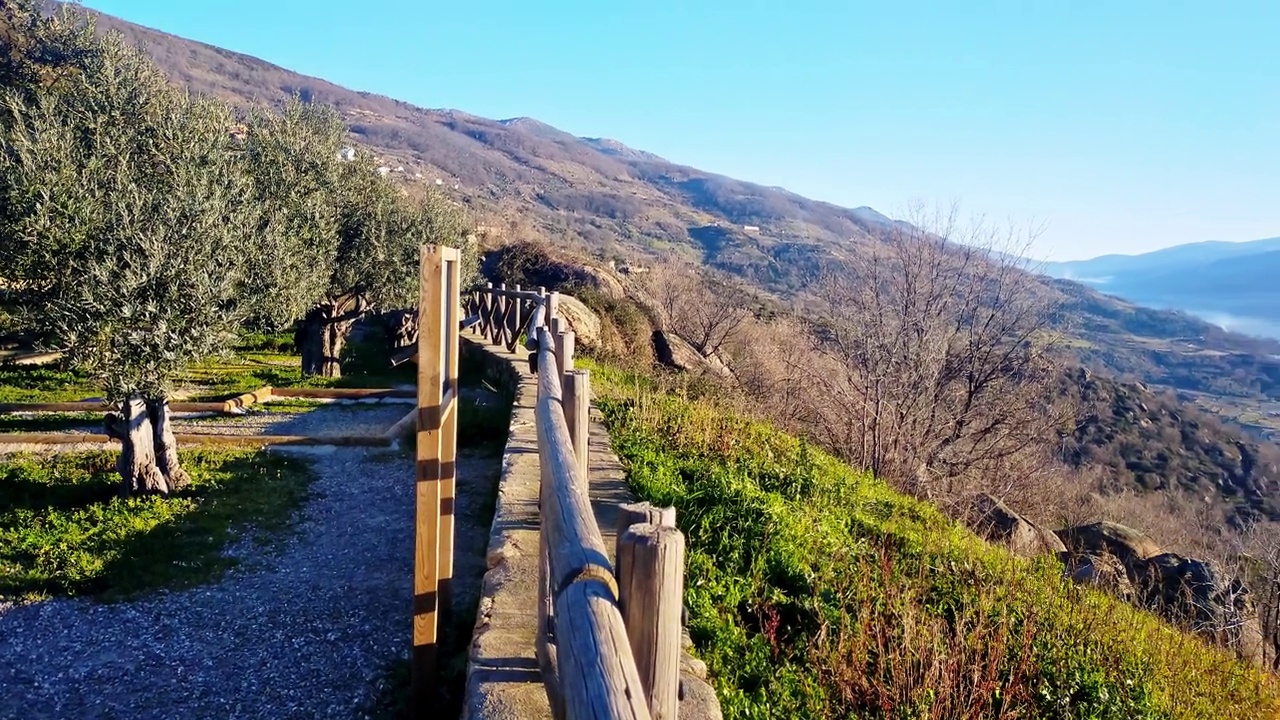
743, 225, 760, 233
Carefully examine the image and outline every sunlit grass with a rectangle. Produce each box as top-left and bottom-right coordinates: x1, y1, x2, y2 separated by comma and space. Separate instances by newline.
0, 449, 314, 601
587, 359, 1280, 719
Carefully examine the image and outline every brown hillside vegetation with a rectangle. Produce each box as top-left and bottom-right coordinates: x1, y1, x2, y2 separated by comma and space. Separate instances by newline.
78, 1, 1280, 456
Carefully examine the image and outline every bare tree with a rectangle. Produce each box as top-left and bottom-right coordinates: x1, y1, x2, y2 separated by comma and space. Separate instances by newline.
802, 203, 1075, 507
647, 264, 754, 358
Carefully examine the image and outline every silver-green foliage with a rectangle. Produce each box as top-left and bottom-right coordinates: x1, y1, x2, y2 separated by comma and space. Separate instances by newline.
0, 3, 478, 399
0, 25, 263, 400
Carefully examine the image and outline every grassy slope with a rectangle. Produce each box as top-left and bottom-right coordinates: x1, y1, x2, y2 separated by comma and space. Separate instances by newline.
588, 362, 1279, 720
0, 449, 314, 601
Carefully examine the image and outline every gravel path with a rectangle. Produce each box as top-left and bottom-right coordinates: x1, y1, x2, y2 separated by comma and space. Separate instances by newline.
0, 403, 503, 720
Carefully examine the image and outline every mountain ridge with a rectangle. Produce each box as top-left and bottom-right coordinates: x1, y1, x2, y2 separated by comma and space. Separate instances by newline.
74, 3, 1280, 421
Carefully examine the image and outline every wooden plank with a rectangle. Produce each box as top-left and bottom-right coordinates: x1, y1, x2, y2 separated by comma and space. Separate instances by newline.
534, 326, 650, 720
0, 402, 109, 413
271, 387, 415, 399
438, 247, 462, 622
483, 287, 545, 302
412, 244, 447, 706
384, 407, 418, 441
0, 401, 229, 414
616, 524, 685, 719
0, 433, 392, 447
221, 386, 272, 413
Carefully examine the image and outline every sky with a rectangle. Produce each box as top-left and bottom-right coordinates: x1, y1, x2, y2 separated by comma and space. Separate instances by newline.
80, 0, 1280, 261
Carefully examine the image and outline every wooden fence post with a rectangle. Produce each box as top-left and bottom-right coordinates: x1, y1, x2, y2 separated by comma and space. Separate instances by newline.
616, 502, 677, 537
547, 290, 560, 326
616, 523, 685, 720
512, 284, 524, 351
483, 282, 495, 341
411, 244, 448, 709
556, 329, 575, 376
496, 283, 509, 346
563, 370, 590, 481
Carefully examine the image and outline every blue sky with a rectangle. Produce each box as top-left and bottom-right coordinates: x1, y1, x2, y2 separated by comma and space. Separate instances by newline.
81, 0, 1279, 261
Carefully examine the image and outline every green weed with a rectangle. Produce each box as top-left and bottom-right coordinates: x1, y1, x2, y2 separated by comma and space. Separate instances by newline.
0, 449, 314, 601
590, 361, 1280, 719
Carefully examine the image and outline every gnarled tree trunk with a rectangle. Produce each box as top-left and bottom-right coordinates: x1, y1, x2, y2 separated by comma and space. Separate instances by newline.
299, 293, 368, 378
104, 396, 171, 497
148, 398, 190, 492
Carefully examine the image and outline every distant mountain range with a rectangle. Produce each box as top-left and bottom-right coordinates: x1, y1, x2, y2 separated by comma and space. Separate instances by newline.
1043, 238, 1280, 339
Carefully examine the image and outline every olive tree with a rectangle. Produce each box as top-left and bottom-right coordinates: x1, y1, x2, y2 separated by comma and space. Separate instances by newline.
295, 161, 474, 377
238, 97, 346, 331
0, 12, 275, 495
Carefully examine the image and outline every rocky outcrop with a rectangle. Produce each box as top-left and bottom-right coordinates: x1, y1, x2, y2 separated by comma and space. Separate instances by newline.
652, 330, 732, 379
557, 295, 602, 350
1055, 520, 1259, 662
1055, 521, 1162, 577
968, 494, 1066, 557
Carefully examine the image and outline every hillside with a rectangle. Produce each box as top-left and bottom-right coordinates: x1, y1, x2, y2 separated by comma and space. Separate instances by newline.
591, 362, 1278, 719
1060, 367, 1280, 525
86, 8, 891, 294
71, 5, 1280, 447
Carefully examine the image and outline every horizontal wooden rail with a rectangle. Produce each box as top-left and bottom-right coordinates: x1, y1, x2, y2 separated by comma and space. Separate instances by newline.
0, 432, 392, 447
271, 387, 415, 399
0, 401, 229, 414
485, 287, 545, 302
534, 326, 650, 720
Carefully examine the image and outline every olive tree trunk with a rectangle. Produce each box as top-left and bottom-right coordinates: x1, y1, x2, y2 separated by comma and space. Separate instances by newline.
147, 398, 190, 492
299, 294, 368, 378
105, 396, 183, 497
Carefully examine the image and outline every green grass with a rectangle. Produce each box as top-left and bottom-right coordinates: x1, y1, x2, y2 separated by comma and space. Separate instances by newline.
0, 411, 100, 433
0, 332, 415, 404
0, 449, 315, 601
0, 364, 99, 402
587, 360, 1280, 720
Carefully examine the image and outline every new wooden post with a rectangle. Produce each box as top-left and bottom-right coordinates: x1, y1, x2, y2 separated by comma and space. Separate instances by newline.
411, 244, 461, 711
439, 250, 461, 621
563, 370, 590, 481
616, 505, 683, 720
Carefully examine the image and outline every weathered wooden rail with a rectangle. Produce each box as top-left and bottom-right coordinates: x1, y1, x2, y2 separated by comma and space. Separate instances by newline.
456, 282, 686, 720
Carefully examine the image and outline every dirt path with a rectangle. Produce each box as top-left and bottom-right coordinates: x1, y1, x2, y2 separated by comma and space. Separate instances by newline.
0, 404, 502, 720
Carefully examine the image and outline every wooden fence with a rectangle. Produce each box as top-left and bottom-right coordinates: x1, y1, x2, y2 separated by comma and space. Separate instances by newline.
460, 282, 686, 720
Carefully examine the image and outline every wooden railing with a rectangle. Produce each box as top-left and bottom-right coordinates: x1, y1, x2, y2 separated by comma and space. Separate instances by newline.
466, 284, 687, 720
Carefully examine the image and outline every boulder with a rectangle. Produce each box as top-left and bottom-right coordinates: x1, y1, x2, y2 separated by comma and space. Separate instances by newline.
1137, 553, 1252, 633
652, 330, 732, 379
579, 265, 626, 301
1055, 521, 1162, 576
1060, 552, 1135, 599
557, 295, 602, 350
968, 494, 1066, 557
